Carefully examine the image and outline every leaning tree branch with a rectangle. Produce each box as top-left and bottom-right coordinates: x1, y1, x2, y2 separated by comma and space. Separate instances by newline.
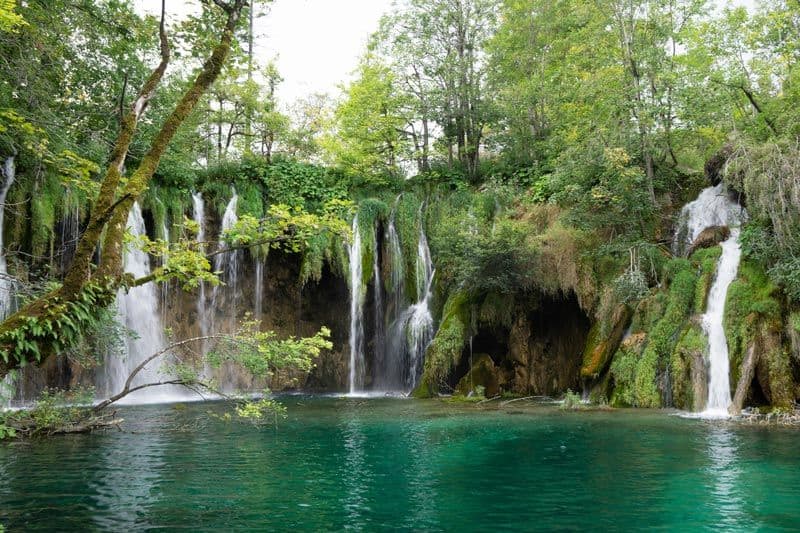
62, 0, 171, 295
92, 334, 236, 412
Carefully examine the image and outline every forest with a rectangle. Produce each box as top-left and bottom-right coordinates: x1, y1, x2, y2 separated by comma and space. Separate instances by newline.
0, 0, 799, 528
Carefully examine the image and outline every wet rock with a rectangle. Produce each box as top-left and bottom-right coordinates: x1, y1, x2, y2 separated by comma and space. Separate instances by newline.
455, 353, 500, 397
687, 226, 730, 257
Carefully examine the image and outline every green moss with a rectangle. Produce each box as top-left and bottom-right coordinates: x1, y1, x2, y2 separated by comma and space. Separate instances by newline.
580, 305, 632, 379
234, 179, 265, 219
355, 198, 389, 287
724, 260, 781, 385
300, 231, 334, 286
670, 325, 705, 410
629, 291, 667, 334
610, 260, 697, 407
31, 175, 61, 262
690, 246, 722, 312
394, 193, 422, 297
478, 292, 516, 329
790, 312, 800, 333
413, 290, 472, 398
609, 336, 642, 407
454, 353, 499, 397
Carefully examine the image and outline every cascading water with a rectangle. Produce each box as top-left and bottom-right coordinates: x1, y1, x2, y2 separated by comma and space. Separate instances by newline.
703, 229, 742, 416
371, 226, 385, 378
0, 155, 16, 319
212, 191, 240, 319
348, 215, 365, 393
404, 226, 435, 389
675, 184, 746, 417
380, 217, 435, 392
386, 212, 406, 317
254, 258, 264, 323
191, 192, 209, 341
97, 203, 179, 403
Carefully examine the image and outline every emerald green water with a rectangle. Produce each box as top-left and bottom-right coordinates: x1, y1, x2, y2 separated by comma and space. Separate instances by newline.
1, 397, 799, 531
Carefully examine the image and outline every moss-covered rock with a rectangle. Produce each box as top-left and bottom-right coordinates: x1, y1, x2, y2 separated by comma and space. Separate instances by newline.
691, 246, 722, 312
687, 226, 730, 257
413, 291, 472, 397
610, 332, 646, 407
670, 325, 707, 411
580, 304, 632, 379
455, 353, 500, 397
724, 260, 782, 392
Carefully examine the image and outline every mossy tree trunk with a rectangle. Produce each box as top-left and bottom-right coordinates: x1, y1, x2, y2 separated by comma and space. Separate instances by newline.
0, 0, 247, 378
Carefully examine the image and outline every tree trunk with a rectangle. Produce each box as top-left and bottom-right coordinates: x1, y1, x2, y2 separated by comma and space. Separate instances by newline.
0, 0, 247, 378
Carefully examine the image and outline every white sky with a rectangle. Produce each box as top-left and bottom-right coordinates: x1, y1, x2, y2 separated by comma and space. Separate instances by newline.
136, 0, 393, 105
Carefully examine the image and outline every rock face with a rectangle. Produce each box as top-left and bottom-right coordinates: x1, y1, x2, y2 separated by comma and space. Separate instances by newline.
491, 293, 590, 396
164, 249, 351, 392
687, 225, 730, 257
455, 354, 500, 397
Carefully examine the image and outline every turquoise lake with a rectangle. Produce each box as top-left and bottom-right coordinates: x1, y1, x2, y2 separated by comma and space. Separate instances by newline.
1, 397, 799, 531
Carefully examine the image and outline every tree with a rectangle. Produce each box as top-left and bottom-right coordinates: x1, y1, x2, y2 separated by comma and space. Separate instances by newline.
0, 0, 249, 378
376, 0, 498, 179
325, 54, 410, 180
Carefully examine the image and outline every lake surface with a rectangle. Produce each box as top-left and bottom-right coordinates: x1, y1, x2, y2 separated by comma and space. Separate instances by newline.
1, 396, 799, 531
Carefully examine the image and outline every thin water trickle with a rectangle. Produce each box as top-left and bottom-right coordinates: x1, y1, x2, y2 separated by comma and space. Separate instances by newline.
254, 257, 264, 323
191, 192, 209, 342
211, 190, 240, 331
0, 155, 16, 319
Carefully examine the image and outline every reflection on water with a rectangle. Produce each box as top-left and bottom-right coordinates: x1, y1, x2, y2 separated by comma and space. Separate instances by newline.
90, 431, 165, 529
705, 425, 745, 529
341, 406, 369, 529
402, 416, 438, 530
0, 399, 799, 531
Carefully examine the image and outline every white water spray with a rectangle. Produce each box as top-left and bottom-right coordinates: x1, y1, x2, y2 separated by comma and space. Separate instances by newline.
0, 155, 16, 319
348, 216, 365, 393
676, 184, 746, 417
254, 258, 264, 323
98, 203, 180, 403
702, 229, 742, 416
211, 190, 240, 330
191, 192, 209, 341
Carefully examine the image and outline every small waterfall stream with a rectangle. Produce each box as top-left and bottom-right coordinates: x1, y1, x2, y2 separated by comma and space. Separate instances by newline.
348, 216, 365, 393
0, 155, 16, 319
376, 212, 435, 392
97, 203, 180, 403
211, 190, 240, 330
191, 192, 209, 341
254, 258, 264, 323
675, 184, 746, 417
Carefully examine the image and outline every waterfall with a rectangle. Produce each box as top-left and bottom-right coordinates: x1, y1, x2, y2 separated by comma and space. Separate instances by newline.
703, 229, 742, 416
191, 192, 209, 341
673, 184, 744, 256
405, 226, 435, 389
675, 184, 746, 417
212, 191, 240, 320
380, 219, 435, 392
372, 226, 385, 380
98, 203, 179, 403
387, 213, 406, 317
254, 257, 264, 323
348, 215, 365, 393
0, 155, 16, 319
